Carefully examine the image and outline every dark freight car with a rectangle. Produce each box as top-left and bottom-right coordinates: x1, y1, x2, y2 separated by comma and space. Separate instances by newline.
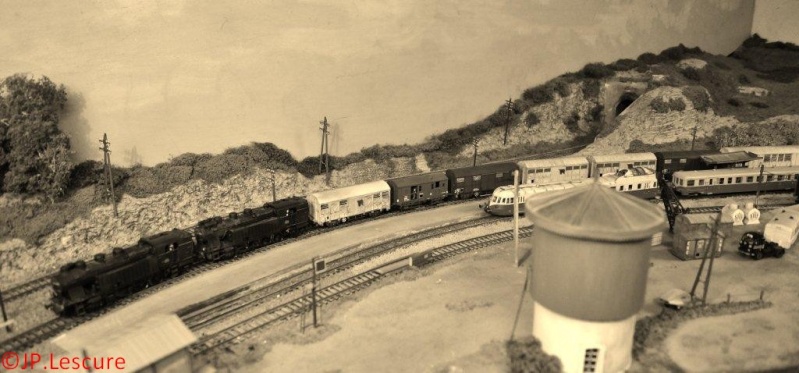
445, 162, 518, 199
386, 171, 449, 209
138, 228, 198, 278
654, 150, 717, 179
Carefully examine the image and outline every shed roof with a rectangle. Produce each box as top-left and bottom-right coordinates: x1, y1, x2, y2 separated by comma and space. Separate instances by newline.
700, 151, 759, 165
518, 156, 588, 169
524, 180, 666, 241
308, 180, 390, 205
52, 314, 196, 373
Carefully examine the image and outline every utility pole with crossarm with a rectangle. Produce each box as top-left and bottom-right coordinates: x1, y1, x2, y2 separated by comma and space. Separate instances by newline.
99, 133, 118, 218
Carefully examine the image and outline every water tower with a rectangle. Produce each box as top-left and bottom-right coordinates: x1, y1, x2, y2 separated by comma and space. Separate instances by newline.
525, 182, 666, 373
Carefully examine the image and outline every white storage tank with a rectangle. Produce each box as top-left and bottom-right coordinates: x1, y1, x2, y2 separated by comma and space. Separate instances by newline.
525, 182, 666, 373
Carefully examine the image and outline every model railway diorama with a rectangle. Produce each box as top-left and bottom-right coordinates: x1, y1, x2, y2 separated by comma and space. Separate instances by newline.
46, 144, 799, 316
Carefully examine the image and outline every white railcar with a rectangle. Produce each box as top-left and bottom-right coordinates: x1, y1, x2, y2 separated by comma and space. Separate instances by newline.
588, 153, 657, 177
764, 204, 799, 250
598, 167, 659, 199
517, 156, 589, 185
483, 180, 592, 216
720, 145, 799, 168
306, 181, 391, 226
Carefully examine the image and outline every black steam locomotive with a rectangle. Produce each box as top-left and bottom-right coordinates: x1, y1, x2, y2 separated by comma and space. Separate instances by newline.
49, 197, 309, 315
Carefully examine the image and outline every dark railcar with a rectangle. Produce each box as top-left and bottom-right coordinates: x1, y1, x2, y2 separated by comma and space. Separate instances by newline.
386, 171, 449, 209
50, 244, 157, 315
654, 150, 718, 180
445, 162, 518, 199
138, 228, 198, 279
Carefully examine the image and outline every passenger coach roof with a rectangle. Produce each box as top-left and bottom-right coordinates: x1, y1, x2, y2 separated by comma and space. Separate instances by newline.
518, 156, 587, 168
721, 145, 799, 154
308, 180, 390, 205
673, 166, 799, 178
589, 153, 656, 163
654, 149, 717, 158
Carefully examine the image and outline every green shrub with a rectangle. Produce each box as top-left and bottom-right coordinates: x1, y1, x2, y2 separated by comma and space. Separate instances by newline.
551, 80, 571, 97
727, 97, 742, 107
681, 67, 701, 81
582, 79, 601, 98
610, 58, 645, 71
576, 63, 616, 79
522, 85, 554, 105
650, 97, 686, 113
637, 52, 662, 65
506, 337, 562, 373
682, 86, 710, 112
525, 112, 540, 128
756, 67, 799, 83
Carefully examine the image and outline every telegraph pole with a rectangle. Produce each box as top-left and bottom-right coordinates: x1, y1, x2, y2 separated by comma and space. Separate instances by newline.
472, 139, 479, 167
319, 117, 330, 175
503, 98, 513, 146
690, 125, 698, 151
513, 170, 520, 267
754, 164, 765, 207
266, 168, 276, 202
99, 133, 118, 218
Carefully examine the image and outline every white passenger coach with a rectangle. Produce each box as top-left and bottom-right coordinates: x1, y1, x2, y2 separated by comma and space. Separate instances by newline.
306, 181, 391, 226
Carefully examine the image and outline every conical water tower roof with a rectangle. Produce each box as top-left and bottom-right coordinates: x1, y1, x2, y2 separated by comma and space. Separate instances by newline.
524, 181, 666, 242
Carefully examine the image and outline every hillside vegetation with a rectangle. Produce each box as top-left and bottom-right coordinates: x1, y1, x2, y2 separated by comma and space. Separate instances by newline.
2, 35, 799, 285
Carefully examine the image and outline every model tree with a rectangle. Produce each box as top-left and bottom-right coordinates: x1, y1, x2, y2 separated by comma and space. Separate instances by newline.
0, 74, 73, 201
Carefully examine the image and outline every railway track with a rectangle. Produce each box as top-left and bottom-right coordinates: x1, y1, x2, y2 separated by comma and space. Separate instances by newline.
180, 216, 499, 330
685, 203, 791, 214
0, 214, 496, 352
188, 225, 533, 355
1, 275, 52, 302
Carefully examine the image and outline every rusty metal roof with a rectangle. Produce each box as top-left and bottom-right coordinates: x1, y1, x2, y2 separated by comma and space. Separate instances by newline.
700, 151, 759, 165
524, 180, 666, 241
52, 314, 196, 372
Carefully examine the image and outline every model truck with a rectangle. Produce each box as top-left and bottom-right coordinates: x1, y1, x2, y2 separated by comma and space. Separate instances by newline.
739, 204, 799, 260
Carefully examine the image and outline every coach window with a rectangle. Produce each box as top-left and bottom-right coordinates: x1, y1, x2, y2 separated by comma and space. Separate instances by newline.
786, 154, 793, 162
687, 180, 695, 186
509, 198, 514, 204
357, 200, 364, 207
340, 200, 348, 206
559, 169, 566, 175
778, 154, 785, 162
767, 175, 774, 182
764, 155, 772, 162
496, 173, 504, 178
637, 183, 642, 189
698, 180, 705, 186
321, 204, 328, 210
718, 178, 724, 184
728, 177, 733, 184
777, 175, 784, 181
746, 176, 754, 182
736, 177, 742, 183
373, 193, 380, 199
473, 175, 481, 181
382, 191, 389, 197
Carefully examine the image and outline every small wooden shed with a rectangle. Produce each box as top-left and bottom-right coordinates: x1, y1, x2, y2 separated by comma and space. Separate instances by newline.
671, 213, 731, 260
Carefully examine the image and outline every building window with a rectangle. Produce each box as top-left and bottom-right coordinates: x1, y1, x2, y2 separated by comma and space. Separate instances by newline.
584, 348, 599, 373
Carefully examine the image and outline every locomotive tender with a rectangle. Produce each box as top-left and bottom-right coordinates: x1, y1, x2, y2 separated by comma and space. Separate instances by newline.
48, 145, 799, 315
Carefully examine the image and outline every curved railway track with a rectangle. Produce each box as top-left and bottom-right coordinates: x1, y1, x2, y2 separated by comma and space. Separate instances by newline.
188, 225, 533, 355
0, 213, 497, 353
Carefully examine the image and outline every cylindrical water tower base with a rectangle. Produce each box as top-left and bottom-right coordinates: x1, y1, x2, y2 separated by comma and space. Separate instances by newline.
533, 301, 635, 373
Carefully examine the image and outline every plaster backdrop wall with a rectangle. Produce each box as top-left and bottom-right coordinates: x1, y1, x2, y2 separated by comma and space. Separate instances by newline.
0, 0, 755, 166
752, 0, 799, 45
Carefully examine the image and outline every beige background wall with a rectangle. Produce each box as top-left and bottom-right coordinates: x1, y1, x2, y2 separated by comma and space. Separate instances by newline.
753, 0, 799, 44
0, 1, 758, 166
